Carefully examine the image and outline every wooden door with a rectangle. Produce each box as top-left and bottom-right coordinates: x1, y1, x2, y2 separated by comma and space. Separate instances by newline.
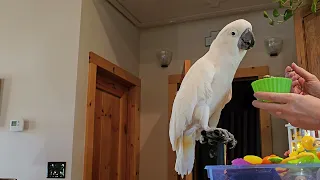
92, 75, 128, 180
83, 52, 141, 180
295, 4, 320, 77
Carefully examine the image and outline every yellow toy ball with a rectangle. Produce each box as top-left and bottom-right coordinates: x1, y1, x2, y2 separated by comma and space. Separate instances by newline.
244, 155, 263, 164
289, 151, 299, 157
296, 142, 305, 152
301, 136, 316, 151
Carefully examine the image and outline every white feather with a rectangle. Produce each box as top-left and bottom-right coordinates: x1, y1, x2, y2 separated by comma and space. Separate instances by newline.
169, 19, 253, 178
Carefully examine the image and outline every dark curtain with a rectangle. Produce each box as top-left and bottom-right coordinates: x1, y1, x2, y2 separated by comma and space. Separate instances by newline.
218, 77, 261, 165
194, 77, 261, 179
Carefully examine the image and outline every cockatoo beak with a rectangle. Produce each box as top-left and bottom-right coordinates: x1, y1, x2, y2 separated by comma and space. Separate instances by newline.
238, 28, 255, 50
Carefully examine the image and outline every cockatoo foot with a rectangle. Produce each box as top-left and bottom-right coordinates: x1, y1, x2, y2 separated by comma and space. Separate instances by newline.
200, 128, 237, 158
204, 127, 214, 132
200, 128, 237, 149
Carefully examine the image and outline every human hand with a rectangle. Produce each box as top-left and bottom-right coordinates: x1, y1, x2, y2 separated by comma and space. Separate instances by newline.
252, 92, 320, 130
284, 150, 290, 157
285, 63, 320, 98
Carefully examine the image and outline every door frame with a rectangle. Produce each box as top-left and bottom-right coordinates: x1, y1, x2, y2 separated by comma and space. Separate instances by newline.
294, 3, 320, 70
83, 52, 141, 180
167, 61, 272, 180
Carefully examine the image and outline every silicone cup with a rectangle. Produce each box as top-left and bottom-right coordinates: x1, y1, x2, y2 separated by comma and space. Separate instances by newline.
251, 77, 292, 102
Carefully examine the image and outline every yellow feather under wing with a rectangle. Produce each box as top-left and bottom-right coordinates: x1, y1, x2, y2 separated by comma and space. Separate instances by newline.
175, 134, 196, 178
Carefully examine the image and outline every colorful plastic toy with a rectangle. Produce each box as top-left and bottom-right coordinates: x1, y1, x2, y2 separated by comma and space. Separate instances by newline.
243, 155, 262, 164
231, 158, 251, 165
301, 136, 317, 151
261, 155, 273, 164
286, 123, 320, 154
296, 142, 305, 152
281, 152, 316, 164
268, 156, 283, 164
232, 150, 320, 166
229, 125, 320, 167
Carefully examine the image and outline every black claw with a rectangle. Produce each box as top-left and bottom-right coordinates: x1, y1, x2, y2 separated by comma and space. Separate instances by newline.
200, 128, 238, 158
213, 129, 223, 136
200, 128, 237, 148
201, 130, 206, 136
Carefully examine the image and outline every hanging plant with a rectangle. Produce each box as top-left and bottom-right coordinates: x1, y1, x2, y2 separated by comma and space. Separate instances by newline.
263, 0, 319, 25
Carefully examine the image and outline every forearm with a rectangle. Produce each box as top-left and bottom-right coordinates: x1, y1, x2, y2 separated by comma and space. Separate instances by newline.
310, 82, 320, 99
306, 96, 320, 125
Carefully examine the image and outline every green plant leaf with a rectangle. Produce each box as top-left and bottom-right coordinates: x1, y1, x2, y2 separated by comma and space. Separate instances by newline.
311, 1, 317, 13
269, 19, 275, 26
280, 0, 286, 6
273, 9, 280, 17
264, 11, 269, 18
278, 1, 284, 8
284, 9, 293, 21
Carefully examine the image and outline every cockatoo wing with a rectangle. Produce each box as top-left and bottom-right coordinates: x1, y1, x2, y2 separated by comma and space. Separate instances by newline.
208, 88, 232, 128
169, 60, 215, 150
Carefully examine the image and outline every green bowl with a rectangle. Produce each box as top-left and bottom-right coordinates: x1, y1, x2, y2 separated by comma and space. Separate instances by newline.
251, 77, 292, 102
251, 77, 292, 93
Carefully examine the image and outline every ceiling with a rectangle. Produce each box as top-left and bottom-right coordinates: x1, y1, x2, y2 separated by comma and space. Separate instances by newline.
107, 0, 277, 28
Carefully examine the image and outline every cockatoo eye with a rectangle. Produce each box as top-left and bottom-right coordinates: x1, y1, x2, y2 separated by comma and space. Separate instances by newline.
231, 32, 236, 36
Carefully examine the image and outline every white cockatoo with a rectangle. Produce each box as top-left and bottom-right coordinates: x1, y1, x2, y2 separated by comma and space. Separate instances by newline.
169, 19, 255, 178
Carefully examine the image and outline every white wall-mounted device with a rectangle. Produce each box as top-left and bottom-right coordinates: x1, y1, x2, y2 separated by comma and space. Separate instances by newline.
9, 119, 24, 132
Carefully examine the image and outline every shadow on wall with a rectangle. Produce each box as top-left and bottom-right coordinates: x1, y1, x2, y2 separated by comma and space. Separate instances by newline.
139, 61, 186, 180
0, 77, 12, 127
71, 0, 140, 179
140, 113, 168, 180
92, 0, 140, 73
140, 25, 208, 67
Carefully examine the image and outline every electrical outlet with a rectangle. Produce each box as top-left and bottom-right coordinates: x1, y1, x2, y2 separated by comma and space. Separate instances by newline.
47, 162, 66, 178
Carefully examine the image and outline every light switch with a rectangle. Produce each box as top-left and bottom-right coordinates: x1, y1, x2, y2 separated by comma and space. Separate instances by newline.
9, 120, 24, 132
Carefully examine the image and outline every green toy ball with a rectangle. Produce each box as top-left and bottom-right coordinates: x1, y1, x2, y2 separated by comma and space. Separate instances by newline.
268, 157, 283, 164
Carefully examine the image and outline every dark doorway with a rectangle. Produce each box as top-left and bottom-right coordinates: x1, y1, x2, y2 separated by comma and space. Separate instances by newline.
194, 76, 261, 180
218, 77, 261, 164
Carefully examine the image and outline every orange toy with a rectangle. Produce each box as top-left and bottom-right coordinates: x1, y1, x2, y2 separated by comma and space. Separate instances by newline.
262, 155, 276, 164
262, 157, 272, 164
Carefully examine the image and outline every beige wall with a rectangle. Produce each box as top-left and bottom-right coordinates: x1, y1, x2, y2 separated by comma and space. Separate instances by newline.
71, 0, 140, 179
0, 1, 298, 179
0, 0, 82, 179
0, 0, 139, 179
139, 10, 296, 180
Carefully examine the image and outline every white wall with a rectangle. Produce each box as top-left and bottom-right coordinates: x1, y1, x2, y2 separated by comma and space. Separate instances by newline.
0, 0, 140, 179
0, 1, 297, 179
71, 0, 140, 179
139, 10, 296, 180
0, 0, 82, 179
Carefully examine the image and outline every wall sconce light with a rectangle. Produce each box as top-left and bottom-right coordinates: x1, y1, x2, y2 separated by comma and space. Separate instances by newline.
156, 49, 173, 68
264, 37, 283, 57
